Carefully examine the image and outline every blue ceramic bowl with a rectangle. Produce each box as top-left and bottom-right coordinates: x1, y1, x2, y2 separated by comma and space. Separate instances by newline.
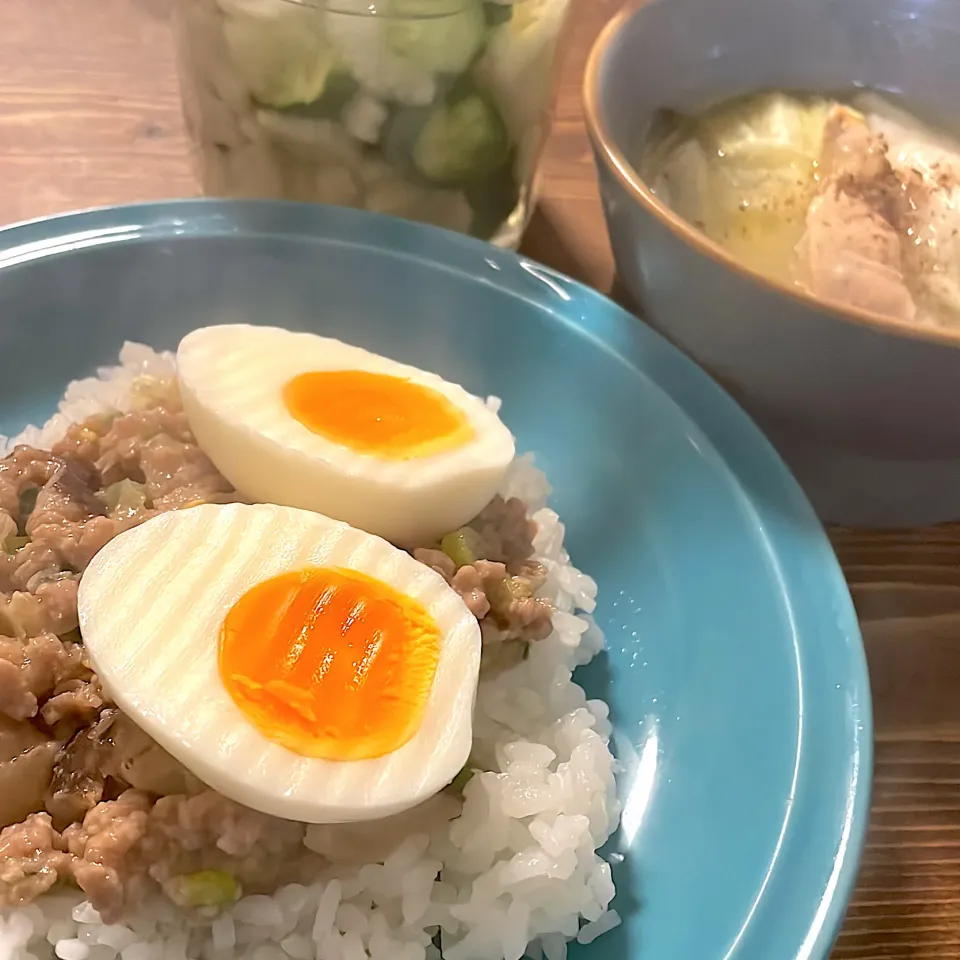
0, 201, 870, 960
584, 0, 960, 527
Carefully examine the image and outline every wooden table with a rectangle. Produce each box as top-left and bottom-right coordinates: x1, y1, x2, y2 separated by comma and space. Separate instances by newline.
2, 1, 959, 956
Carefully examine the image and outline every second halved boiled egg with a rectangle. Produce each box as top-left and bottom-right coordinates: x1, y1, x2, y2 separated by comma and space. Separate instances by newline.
176, 325, 515, 545
77, 502, 481, 823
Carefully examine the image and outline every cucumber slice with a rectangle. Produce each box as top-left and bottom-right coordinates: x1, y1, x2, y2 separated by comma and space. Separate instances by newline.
412, 91, 510, 185
386, 0, 486, 74
223, 3, 336, 108
474, 0, 570, 144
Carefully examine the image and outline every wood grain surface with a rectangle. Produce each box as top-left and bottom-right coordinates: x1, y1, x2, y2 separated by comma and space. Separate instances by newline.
2, 1, 960, 956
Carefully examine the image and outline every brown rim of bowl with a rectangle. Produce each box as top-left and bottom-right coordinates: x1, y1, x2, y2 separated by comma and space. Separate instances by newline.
582, 0, 960, 351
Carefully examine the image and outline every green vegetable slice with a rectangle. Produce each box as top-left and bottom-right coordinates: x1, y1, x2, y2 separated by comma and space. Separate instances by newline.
412, 91, 510, 185
440, 528, 482, 568
103, 479, 149, 519
223, 4, 337, 108
167, 870, 240, 908
386, 0, 486, 74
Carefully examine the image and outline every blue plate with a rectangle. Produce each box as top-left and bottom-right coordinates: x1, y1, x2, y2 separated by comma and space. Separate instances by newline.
0, 201, 870, 960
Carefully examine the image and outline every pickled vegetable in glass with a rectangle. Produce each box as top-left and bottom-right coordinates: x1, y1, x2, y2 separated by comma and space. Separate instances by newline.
175, 0, 574, 246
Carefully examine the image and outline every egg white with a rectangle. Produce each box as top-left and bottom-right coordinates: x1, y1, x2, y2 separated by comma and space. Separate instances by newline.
176, 325, 515, 546
77, 502, 481, 823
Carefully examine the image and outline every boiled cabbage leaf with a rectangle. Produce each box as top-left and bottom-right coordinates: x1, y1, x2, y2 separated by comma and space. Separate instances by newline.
643, 92, 832, 281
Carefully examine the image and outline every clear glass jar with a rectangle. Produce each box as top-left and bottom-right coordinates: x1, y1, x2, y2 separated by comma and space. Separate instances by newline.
175, 0, 574, 247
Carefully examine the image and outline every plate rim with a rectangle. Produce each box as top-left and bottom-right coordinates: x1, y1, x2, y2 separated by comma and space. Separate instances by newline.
0, 199, 872, 960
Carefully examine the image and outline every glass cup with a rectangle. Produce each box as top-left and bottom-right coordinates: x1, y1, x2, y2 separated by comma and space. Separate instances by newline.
174, 0, 575, 247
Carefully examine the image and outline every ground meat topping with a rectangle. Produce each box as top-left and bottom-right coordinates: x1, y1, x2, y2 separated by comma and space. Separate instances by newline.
0, 633, 101, 724
414, 526, 553, 643
0, 658, 38, 723
26, 456, 103, 535
413, 548, 456, 581
0, 446, 61, 525
61, 790, 153, 919
466, 495, 538, 570
0, 385, 235, 644
0, 449, 117, 575
46, 710, 121, 827
0, 793, 153, 918
6, 542, 63, 593
455, 559, 553, 641
0, 812, 74, 907
0, 785, 313, 919
0, 578, 81, 640
139, 434, 234, 510
45, 710, 198, 830
23, 454, 144, 573
0, 787, 312, 919
140, 790, 316, 899
94, 407, 194, 485
145, 790, 303, 863
72, 393, 235, 513
51, 413, 117, 465
450, 559, 504, 619
0, 722, 60, 832
0, 449, 105, 635
87, 386, 233, 512
41, 680, 106, 727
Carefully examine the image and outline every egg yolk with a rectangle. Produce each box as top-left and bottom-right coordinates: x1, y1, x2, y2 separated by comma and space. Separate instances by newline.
219, 567, 441, 761
283, 369, 475, 459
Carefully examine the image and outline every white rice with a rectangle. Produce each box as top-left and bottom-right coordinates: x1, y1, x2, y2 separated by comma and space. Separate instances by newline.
0, 343, 178, 458
0, 344, 621, 960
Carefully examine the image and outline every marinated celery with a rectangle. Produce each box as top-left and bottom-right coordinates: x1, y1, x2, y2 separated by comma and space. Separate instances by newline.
176, 0, 573, 245
166, 870, 241, 908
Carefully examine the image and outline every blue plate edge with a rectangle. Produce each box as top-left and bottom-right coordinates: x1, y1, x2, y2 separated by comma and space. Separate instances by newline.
0, 198, 873, 960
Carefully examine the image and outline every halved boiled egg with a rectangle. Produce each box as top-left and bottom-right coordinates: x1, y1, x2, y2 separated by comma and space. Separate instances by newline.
77, 502, 481, 823
176, 325, 515, 546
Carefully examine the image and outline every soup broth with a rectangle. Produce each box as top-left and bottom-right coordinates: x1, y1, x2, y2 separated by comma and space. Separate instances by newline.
638, 90, 960, 330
